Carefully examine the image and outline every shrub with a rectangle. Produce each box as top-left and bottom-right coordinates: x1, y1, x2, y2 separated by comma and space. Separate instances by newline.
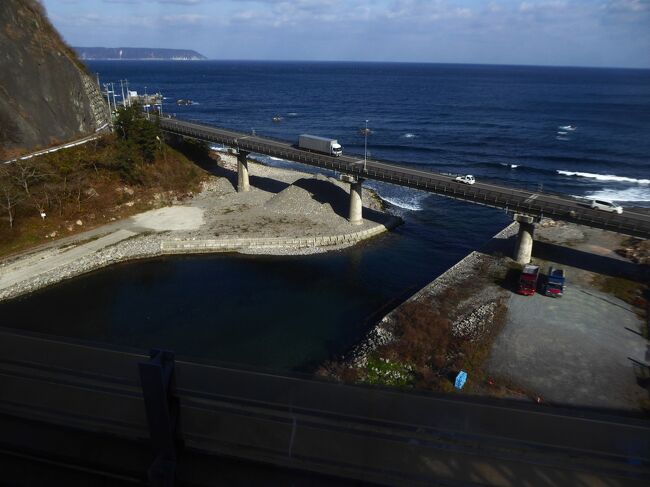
387, 300, 451, 368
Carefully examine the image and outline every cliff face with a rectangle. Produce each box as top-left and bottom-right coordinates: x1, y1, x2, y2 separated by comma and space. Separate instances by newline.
0, 0, 109, 155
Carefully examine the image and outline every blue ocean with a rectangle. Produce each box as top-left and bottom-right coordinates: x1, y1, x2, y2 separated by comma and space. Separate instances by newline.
1, 62, 649, 370
95, 61, 650, 206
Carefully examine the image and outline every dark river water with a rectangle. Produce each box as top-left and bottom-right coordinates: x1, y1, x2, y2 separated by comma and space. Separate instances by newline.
0, 201, 506, 371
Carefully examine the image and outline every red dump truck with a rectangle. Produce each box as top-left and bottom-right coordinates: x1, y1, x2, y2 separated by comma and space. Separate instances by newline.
518, 264, 539, 296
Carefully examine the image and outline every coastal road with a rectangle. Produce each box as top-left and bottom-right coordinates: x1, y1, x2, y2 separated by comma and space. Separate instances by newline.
160, 117, 650, 240
1, 124, 110, 165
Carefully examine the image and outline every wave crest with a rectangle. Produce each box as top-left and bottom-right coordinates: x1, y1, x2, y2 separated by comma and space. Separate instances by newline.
558, 170, 650, 185
580, 188, 650, 202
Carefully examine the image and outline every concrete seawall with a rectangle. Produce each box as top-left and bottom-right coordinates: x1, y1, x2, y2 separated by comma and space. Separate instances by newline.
160, 219, 399, 253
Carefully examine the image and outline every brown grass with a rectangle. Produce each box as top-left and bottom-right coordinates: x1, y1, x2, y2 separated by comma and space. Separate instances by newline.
0, 135, 208, 258
327, 256, 513, 393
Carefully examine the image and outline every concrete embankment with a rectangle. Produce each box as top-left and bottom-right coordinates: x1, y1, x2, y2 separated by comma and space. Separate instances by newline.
338, 222, 518, 368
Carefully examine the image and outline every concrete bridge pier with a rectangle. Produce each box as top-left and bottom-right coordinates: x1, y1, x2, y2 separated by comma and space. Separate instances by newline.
513, 214, 535, 264
237, 150, 250, 193
348, 179, 364, 225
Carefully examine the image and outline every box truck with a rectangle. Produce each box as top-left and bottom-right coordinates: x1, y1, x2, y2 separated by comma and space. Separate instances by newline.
298, 134, 343, 157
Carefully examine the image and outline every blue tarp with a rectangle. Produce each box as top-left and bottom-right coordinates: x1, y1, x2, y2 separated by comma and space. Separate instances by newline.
455, 370, 468, 389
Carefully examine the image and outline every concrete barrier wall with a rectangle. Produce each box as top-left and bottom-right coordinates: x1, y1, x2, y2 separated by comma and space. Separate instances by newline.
160, 217, 401, 254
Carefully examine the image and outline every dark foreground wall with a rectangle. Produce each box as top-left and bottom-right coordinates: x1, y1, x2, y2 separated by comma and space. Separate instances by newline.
0, 0, 109, 154
0, 328, 648, 486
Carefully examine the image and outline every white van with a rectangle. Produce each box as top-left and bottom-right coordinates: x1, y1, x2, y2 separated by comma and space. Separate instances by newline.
590, 199, 623, 214
455, 175, 476, 185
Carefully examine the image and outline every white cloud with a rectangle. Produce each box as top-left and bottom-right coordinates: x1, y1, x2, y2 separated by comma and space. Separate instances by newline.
41, 0, 650, 67
161, 13, 206, 25
604, 0, 650, 12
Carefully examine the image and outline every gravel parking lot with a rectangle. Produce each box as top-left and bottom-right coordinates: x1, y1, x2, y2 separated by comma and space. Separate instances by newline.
487, 282, 648, 412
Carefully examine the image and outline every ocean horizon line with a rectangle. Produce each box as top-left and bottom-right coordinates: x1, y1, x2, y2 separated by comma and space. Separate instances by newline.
85, 58, 650, 71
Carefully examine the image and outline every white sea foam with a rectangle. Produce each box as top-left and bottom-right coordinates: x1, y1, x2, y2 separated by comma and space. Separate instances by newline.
381, 196, 424, 211
556, 136, 570, 141
579, 188, 650, 202
210, 145, 228, 153
402, 133, 417, 138
287, 112, 299, 116
557, 170, 650, 185
500, 163, 519, 169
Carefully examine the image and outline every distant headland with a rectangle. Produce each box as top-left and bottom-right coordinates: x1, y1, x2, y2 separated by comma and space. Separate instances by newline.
74, 47, 207, 61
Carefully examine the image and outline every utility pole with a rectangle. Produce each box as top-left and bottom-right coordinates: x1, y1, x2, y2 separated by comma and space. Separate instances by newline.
111, 82, 117, 110
144, 86, 149, 119
104, 83, 112, 112
120, 80, 126, 109
364, 119, 369, 172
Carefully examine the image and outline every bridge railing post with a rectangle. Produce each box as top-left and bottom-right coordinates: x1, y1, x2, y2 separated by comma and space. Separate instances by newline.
139, 349, 181, 487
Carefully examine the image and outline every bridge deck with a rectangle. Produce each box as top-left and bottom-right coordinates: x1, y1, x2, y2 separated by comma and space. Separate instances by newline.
160, 118, 650, 240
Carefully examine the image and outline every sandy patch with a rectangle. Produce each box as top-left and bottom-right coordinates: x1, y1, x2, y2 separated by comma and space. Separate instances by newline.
130, 206, 204, 231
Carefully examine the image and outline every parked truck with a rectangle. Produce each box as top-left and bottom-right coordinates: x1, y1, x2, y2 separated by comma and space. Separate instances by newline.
517, 264, 539, 296
543, 267, 566, 297
298, 134, 343, 157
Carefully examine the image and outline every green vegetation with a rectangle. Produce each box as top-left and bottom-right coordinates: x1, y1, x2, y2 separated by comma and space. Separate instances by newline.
361, 356, 415, 387
0, 107, 207, 257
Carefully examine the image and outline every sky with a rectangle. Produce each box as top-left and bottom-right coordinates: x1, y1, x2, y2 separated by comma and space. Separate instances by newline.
41, 0, 650, 68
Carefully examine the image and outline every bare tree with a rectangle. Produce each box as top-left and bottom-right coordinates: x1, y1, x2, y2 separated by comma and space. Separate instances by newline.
0, 167, 21, 229
11, 159, 45, 197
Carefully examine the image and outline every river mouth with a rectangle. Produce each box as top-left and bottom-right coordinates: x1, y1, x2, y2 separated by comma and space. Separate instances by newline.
0, 201, 509, 372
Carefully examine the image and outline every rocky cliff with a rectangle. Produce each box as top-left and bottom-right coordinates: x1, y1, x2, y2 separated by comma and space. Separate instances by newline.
0, 0, 109, 156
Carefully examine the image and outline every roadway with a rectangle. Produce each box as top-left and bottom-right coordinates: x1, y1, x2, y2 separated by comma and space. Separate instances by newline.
1, 124, 110, 165
160, 117, 650, 240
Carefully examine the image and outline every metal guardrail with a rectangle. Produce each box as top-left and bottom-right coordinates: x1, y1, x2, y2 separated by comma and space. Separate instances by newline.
160, 118, 650, 239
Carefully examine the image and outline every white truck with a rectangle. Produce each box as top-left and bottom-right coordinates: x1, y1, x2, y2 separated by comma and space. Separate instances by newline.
298, 134, 343, 157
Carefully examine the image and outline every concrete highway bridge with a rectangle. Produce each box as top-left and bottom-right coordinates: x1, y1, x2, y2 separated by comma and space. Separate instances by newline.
160, 117, 650, 263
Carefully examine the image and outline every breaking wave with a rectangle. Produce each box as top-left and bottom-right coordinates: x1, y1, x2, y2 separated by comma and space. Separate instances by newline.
557, 171, 650, 185
382, 196, 424, 211
579, 188, 650, 202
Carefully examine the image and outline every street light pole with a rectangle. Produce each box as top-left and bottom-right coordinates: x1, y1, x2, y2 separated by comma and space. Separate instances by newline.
364, 119, 369, 172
